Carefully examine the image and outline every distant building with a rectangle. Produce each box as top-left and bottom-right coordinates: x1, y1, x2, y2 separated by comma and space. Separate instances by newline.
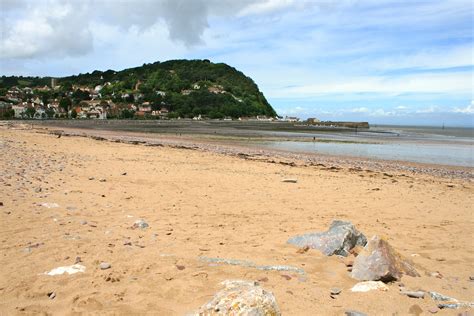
51, 78, 57, 88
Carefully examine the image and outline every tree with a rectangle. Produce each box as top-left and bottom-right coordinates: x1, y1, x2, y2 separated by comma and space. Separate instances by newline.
59, 97, 72, 113
25, 107, 36, 118
70, 109, 77, 119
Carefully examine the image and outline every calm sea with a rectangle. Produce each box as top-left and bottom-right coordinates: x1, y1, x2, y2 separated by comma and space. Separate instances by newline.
257, 125, 474, 167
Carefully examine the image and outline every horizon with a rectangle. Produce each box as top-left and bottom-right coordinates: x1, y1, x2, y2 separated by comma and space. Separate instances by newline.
1, 0, 473, 127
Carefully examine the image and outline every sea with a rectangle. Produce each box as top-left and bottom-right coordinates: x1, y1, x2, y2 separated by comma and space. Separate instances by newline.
257, 125, 474, 167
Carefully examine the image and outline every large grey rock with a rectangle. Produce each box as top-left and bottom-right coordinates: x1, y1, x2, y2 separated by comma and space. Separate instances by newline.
194, 280, 280, 316
287, 220, 367, 256
351, 235, 420, 282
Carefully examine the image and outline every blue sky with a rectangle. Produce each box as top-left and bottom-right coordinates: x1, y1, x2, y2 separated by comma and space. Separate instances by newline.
1, 0, 473, 126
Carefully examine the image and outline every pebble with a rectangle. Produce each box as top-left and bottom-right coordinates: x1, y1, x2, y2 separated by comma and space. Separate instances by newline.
88, 177, 94, 180
74, 256, 82, 264
47, 292, 56, 299
401, 290, 425, 299
99, 178, 106, 182
330, 288, 342, 295
470, 276, 474, 281
428, 307, 439, 314
132, 219, 149, 229
282, 179, 297, 183
99, 262, 111, 270
345, 310, 367, 316
80, 220, 87, 225
176, 265, 185, 270
0, 202, 3, 206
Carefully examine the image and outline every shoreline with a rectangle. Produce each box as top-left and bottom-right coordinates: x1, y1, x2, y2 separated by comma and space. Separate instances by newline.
9, 121, 472, 181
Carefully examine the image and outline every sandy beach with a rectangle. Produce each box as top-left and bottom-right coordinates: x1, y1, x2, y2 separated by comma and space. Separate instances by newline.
0, 124, 473, 315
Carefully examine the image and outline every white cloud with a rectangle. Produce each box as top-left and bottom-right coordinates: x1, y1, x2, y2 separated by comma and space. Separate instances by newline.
453, 101, 474, 114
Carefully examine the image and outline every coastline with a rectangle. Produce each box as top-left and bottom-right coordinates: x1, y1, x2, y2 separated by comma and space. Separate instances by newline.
17, 121, 474, 181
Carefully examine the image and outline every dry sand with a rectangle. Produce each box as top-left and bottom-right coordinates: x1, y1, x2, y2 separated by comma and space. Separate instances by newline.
0, 125, 473, 315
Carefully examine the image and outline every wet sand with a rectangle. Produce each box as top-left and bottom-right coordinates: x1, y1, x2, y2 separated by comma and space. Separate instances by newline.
0, 124, 473, 315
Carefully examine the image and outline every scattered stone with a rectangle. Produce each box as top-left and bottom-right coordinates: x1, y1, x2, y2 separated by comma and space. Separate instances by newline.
88, 177, 94, 180
79, 220, 87, 225
438, 302, 474, 309
258, 277, 269, 282
193, 280, 280, 315
401, 290, 425, 299
351, 281, 389, 292
47, 292, 56, 299
74, 256, 82, 264
428, 307, 439, 314
287, 220, 367, 257
282, 179, 297, 183
330, 287, 342, 295
429, 291, 458, 302
132, 219, 149, 229
350, 235, 419, 282
41, 202, 59, 208
296, 245, 310, 254
176, 265, 185, 270
0, 202, 3, 206
345, 310, 368, 316
409, 304, 423, 315
121, 172, 127, 176
35, 187, 42, 193
470, 276, 474, 281
123, 241, 132, 246
99, 262, 111, 270
200, 256, 306, 275
99, 178, 106, 182
280, 274, 291, 280
44, 264, 85, 275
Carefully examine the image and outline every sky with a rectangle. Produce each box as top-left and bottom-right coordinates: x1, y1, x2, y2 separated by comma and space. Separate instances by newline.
1, 0, 473, 126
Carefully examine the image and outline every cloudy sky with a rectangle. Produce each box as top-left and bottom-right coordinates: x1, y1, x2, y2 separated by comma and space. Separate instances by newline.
1, 0, 473, 126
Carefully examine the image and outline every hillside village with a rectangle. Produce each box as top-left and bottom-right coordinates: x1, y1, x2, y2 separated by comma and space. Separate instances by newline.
0, 60, 288, 121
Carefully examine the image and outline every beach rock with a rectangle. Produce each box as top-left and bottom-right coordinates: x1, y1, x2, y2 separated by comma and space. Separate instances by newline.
351, 281, 389, 292
132, 219, 149, 229
330, 287, 342, 295
428, 291, 458, 302
99, 262, 111, 270
401, 290, 425, 299
350, 235, 419, 282
193, 280, 280, 315
345, 310, 368, 316
287, 220, 367, 256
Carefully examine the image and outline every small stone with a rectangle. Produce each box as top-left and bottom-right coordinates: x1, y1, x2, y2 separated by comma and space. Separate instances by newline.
99, 178, 106, 182
99, 262, 111, 270
345, 310, 368, 316
296, 245, 309, 254
35, 187, 42, 193
470, 276, 474, 281
258, 277, 269, 282
281, 274, 292, 280
47, 292, 56, 299
351, 281, 389, 292
74, 256, 82, 264
0, 202, 3, 206
428, 307, 439, 314
121, 172, 127, 176
88, 177, 94, 180
132, 219, 149, 229
408, 304, 423, 315
330, 287, 342, 295
80, 220, 87, 225
176, 265, 185, 270
282, 179, 297, 183
401, 290, 425, 299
